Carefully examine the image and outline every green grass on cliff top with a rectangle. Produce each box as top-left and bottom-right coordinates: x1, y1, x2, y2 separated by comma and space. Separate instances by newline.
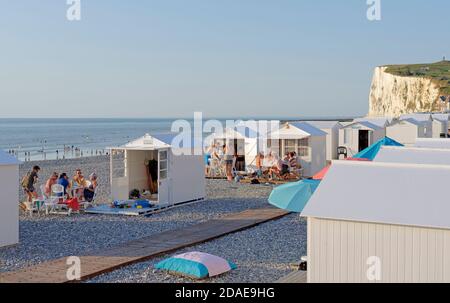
384, 60, 450, 95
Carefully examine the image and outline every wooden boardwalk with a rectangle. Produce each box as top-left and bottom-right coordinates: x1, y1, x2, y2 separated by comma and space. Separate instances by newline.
276, 271, 308, 283
0, 208, 289, 283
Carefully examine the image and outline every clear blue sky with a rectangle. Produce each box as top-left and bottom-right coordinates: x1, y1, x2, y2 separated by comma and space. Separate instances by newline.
0, 0, 449, 119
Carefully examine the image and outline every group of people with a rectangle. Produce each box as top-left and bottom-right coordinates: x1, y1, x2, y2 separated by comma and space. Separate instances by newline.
255, 151, 301, 180
204, 143, 236, 181
21, 166, 98, 205
204, 142, 302, 181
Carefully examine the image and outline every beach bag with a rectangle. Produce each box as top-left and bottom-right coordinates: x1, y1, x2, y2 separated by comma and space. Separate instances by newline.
134, 200, 151, 209
129, 189, 141, 199
61, 197, 80, 211
250, 179, 260, 185
21, 173, 30, 189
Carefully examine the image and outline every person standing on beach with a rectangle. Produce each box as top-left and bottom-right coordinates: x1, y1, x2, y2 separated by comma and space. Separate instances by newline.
223, 144, 234, 182
22, 166, 40, 203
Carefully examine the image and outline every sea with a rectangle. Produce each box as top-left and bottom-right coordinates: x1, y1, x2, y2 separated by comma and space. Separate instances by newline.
0, 117, 354, 161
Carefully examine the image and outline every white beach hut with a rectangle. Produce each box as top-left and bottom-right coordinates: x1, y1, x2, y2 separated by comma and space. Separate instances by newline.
267, 122, 327, 177
374, 146, 450, 166
302, 161, 450, 283
306, 121, 342, 161
109, 133, 205, 208
0, 150, 20, 248
400, 113, 436, 138
386, 118, 429, 146
431, 113, 450, 138
415, 138, 450, 149
338, 121, 385, 158
210, 121, 279, 172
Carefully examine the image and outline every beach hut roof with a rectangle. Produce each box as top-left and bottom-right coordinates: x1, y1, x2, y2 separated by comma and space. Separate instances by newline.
305, 121, 342, 129
431, 113, 450, 122
123, 133, 172, 149
0, 150, 21, 166
354, 117, 392, 128
374, 146, 450, 166
415, 138, 450, 149
301, 161, 450, 230
400, 113, 432, 122
342, 121, 382, 131
121, 133, 201, 150
398, 118, 427, 127
268, 122, 326, 139
289, 122, 328, 137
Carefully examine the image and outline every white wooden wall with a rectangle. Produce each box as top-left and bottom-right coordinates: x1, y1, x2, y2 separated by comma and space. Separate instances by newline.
309, 136, 327, 177
307, 217, 450, 283
0, 165, 19, 247
386, 123, 419, 146
170, 152, 205, 204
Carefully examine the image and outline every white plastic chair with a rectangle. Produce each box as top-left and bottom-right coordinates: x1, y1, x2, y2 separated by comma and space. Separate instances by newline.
48, 184, 71, 215
51, 184, 65, 200
36, 185, 59, 216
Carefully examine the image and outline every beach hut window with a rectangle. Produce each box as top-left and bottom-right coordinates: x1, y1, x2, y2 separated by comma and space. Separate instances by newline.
159, 150, 168, 180
297, 138, 310, 157
344, 129, 352, 144
285, 140, 297, 153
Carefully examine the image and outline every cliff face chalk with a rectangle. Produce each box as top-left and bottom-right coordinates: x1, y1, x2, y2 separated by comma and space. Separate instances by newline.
368, 61, 450, 117
369, 67, 445, 117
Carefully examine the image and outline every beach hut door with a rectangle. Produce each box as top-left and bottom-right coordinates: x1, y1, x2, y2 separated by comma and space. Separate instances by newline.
158, 149, 170, 205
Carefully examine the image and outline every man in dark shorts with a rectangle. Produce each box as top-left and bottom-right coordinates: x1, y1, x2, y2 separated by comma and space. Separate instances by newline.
23, 165, 40, 202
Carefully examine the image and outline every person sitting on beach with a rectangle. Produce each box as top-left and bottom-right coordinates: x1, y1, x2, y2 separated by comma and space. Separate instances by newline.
83, 173, 98, 202
45, 172, 59, 196
268, 153, 280, 179
72, 169, 87, 200
57, 173, 71, 198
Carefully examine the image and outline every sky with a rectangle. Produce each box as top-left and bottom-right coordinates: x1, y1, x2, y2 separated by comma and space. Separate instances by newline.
0, 0, 449, 119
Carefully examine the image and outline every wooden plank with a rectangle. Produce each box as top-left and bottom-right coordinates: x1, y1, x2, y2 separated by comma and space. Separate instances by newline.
276, 271, 307, 283
0, 208, 289, 283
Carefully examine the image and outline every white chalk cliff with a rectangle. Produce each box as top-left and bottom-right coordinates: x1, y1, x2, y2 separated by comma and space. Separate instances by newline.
368, 66, 444, 117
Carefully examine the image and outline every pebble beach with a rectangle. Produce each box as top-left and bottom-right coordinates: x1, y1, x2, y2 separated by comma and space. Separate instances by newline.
1, 156, 307, 283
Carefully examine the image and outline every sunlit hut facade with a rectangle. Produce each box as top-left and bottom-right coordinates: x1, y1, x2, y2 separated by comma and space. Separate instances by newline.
0, 150, 20, 248
305, 121, 342, 161
267, 122, 327, 178
387, 118, 431, 146
302, 161, 450, 283
399, 113, 440, 138
338, 121, 385, 158
109, 133, 205, 207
